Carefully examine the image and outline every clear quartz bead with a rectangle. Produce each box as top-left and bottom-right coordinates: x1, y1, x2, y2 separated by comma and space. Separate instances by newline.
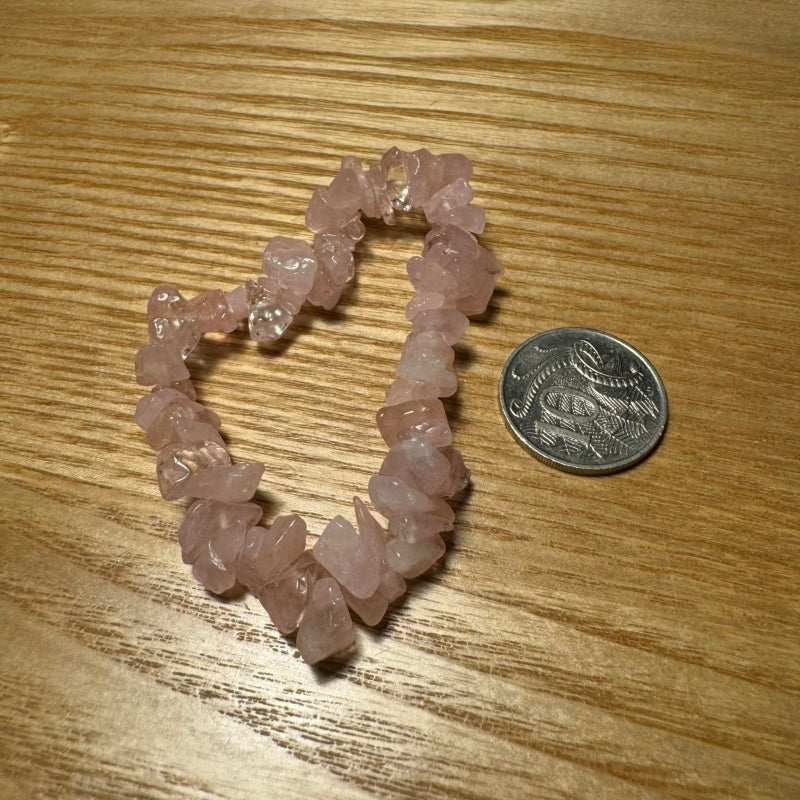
249, 304, 293, 342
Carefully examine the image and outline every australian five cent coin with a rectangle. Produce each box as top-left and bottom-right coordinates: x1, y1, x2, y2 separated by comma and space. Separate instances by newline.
499, 328, 668, 475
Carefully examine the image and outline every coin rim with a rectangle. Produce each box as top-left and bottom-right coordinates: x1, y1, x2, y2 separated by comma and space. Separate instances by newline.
498, 327, 669, 475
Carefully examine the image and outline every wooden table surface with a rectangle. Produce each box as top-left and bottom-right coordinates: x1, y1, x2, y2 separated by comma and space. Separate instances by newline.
1, 2, 798, 798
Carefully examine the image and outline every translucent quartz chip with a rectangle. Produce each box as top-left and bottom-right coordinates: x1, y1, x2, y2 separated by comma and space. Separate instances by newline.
384, 378, 438, 406
135, 341, 191, 386
190, 289, 239, 334
376, 398, 452, 448
411, 307, 469, 346
156, 440, 230, 500
249, 303, 293, 342
306, 186, 359, 234
313, 515, 382, 600
407, 149, 473, 208
261, 236, 318, 315
341, 586, 388, 626
436, 204, 486, 235
308, 231, 356, 310
145, 399, 221, 449
378, 440, 453, 497
422, 177, 474, 224
259, 550, 326, 634
385, 533, 446, 579
341, 155, 386, 219
236, 514, 307, 594
167, 379, 196, 399
177, 499, 262, 595
178, 462, 264, 503
147, 284, 187, 319
225, 286, 249, 321
135, 387, 188, 431
406, 256, 459, 303
388, 511, 454, 539
368, 475, 455, 525
396, 331, 456, 397
421, 224, 503, 316
296, 577, 355, 665
326, 165, 362, 216
353, 496, 405, 605
147, 285, 201, 358
380, 146, 412, 211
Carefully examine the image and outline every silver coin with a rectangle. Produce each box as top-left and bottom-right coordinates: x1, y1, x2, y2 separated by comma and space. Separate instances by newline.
499, 328, 668, 475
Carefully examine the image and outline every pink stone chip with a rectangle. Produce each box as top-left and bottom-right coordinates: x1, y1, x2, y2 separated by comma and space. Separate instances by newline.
134, 387, 187, 431
353, 496, 405, 605
190, 289, 239, 334
146, 285, 200, 357
437, 204, 486, 235
313, 515, 382, 600
376, 398, 452, 448
225, 285, 249, 320
411, 307, 469, 346
135, 342, 190, 386
422, 177, 474, 224
385, 533, 446, 579
407, 149, 473, 208
342, 587, 389, 626
308, 232, 356, 310
145, 399, 221, 449
396, 331, 456, 397
388, 511, 454, 540
296, 577, 355, 665
305, 187, 358, 234
259, 550, 325, 634
378, 440, 453, 497
261, 236, 318, 315
156, 440, 230, 500
184, 462, 264, 503
236, 514, 307, 593
368, 475, 455, 525
177, 499, 262, 595
384, 378, 437, 406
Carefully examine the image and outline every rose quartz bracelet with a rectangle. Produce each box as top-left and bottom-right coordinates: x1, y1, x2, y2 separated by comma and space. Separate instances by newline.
134, 147, 503, 664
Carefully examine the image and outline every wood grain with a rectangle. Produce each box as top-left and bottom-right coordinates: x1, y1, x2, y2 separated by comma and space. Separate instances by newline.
1, 3, 798, 798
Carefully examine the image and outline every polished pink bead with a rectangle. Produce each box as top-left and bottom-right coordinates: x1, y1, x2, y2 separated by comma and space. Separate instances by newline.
190, 289, 239, 334
378, 441, 453, 496
306, 187, 357, 233
147, 285, 200, 357
225, 286, 249, 321
326, 165, 362, 216
145, 399, 221, 449
308, 232, 355, 310
396, 331, 456, 397
296, 577, 355, 664
422, 177, 474, 224
406, 256, 459, 302
384, 378, 436, 406
341, 155, 386, 219
236, 514, 307, 593
411, 307, 469, 346
436, 204, 486, 234
156, 440, 230, 500
368, 475, 455, 524
342, 587, 389, 626
313, 515, 382, 599
407, 149, 473, 207
135, 342, 190, 386
376, 398, 452, 448
259, 550, 325, 634
353, 496, 405, 605
388, 511, 454, 539
181, 462, 264, 503
385, 533, 446, 579
134, 387, 187, 431
261, 236, 318, 315
440, 447, 471, 496
177, 499, 262, 594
